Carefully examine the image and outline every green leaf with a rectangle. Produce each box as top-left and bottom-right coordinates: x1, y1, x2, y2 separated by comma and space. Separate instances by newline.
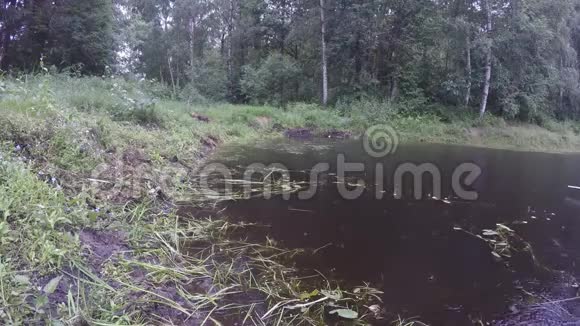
329, 308, 359, 319
43, 275, 62, 294
13, 274, 30, 285
88, 211, 99, 222
299, 289, 319, 300
35, 294, 49, 310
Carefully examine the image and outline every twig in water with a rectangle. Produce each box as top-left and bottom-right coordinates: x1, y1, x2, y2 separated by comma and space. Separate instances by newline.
261, 299, 300, 320
532, 296, 580, 307
284, 296, 330, 310
288, 207, 315, 213
262, 296, 332, 321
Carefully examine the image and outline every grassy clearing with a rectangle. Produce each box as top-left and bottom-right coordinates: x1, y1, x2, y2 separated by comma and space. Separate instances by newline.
1, 74, 579, 325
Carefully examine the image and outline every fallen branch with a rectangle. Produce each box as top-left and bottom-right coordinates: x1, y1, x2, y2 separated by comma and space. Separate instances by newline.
284, 296, 330, 310
261, 299, 300, 320
532, 296, 580, 307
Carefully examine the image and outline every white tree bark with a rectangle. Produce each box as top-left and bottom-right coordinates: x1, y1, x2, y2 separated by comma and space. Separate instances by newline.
190, 17, 196, 66
559, 52, 564, 114
227, 0, 234, 87
479, 0, 492, 118
168, 56, 177, 97
464, 33, 472, 107
320, 0, 328, 106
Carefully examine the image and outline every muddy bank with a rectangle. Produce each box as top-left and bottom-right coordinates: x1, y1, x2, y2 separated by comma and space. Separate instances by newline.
284, 127, 352, 140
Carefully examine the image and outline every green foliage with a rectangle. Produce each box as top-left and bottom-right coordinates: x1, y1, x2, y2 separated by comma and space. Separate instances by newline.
241, 53, 301, 106
48, 130, 101, 173
5, 0, 580, 122
179, 83, 209, 105
335, 97, 400, 123
2, 0, 114, 74
53, 75, 165, 127
138, 79, 174, 99
50, 0, 115, 74
187, 55, 228, 102
122, 105, 165, 128
0, 155, 85, 270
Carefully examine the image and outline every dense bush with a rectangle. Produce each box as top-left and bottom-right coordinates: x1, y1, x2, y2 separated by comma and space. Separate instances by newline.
241, 53, 301, 106
179, 83, 209, 105
187, 55, 228, 102
334, 97, 400, 122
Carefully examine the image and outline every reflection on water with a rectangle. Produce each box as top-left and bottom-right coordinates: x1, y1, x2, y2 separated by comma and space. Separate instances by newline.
211, 139, 580, 325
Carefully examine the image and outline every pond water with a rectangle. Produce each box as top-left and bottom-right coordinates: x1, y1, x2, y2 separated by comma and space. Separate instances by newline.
209, 139, 580, 325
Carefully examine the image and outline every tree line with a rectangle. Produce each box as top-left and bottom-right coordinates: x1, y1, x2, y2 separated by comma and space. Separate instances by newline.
3, 0, 580, 121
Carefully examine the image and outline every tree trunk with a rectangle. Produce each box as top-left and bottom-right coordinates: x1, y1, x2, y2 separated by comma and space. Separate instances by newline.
168, 56, 177, 97
389, 51, 399, 99
559, 51, 564, 116
320, 0, 328, 107
0, 3, 12, 71
479, 0, 492, 119
190, 17, 196, 66
390, 76, 399, 99
464, 33, 472, 107
227, 0, 234, 99
354, 31, 362, 87
220, 32, 225, 57
0, 29, 8, 70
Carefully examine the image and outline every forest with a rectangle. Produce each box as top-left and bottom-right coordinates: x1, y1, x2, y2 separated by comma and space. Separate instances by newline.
3, 0, 580, 122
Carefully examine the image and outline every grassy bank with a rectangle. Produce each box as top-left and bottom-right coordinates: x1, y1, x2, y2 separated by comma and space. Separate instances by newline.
0, 74, 579, 324
0, 75, 388, 325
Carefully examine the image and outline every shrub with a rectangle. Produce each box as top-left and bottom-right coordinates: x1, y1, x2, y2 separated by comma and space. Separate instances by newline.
179, 83, 209, 105
335, 97, 399, 122
139, 79, 174, 99
126, 106, 164, 127
187, 54, 228, 101
241, 53, 301, 106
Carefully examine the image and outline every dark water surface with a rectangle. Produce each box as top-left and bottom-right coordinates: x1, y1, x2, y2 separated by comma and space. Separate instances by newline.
211, 140, 580, 325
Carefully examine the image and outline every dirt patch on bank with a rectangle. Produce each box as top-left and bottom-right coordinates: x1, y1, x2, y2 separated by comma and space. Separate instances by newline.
80, 229, 128, 270
320, 129, 352, 139
284, 127, 352, 140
